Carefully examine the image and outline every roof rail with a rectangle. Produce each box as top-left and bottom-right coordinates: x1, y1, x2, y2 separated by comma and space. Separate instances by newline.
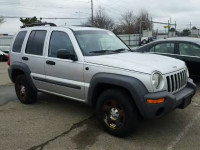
72, 25, 94, 27
21, 22, 57, 28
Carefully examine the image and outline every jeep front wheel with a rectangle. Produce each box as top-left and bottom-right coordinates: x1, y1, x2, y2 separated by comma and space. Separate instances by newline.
15, 75, 37, 104
96, 89, 140, 137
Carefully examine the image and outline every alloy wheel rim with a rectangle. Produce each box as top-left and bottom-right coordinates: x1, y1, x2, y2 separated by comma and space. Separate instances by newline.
103, 100, 125, 129
20, 86, 26, 98
17, 82, 26, 100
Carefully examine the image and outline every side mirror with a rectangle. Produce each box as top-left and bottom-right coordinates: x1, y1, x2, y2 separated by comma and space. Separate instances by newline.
57, 49, 77, 61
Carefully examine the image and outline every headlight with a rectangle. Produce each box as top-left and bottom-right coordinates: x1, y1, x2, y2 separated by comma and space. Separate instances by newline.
152, 72, 162, 89
186, 67, 189, 77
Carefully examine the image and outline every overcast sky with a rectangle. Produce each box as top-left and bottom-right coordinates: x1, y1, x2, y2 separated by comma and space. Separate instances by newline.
0, 0, 200, 35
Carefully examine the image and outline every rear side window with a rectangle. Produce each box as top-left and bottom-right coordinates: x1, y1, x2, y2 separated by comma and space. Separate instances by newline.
12, 31, 27, 53
25, 30, 47, 56
150, 43, 175, 54
179, 43, 200, 57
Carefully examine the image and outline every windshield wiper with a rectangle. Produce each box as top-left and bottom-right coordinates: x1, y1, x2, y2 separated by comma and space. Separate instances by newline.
112, 48, 129, 53
89, 49, 129, 54
89, 50, 113, 54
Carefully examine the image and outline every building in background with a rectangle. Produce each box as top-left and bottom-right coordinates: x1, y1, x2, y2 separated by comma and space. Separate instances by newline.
0, 34, 13, 46
191, 29, 200, 38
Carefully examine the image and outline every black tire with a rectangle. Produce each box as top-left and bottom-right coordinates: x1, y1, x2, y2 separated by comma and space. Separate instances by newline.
96, 88, 140, 137
15, 74, 37, 104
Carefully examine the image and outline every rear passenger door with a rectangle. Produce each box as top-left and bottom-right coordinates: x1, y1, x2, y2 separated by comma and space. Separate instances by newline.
44, 28, 84, 101
177, 42, 200, 78
22, 29, 48, 89
149, 42, 179, 59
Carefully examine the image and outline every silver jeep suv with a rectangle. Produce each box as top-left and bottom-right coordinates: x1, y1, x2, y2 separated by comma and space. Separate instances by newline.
8, 23, 196, 137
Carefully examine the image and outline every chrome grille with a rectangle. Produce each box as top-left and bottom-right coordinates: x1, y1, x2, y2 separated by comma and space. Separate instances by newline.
166, 70, 187, 93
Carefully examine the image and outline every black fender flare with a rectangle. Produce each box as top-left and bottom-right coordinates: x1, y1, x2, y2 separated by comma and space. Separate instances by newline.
87, 73, 149, 116
8, 62, 37, 91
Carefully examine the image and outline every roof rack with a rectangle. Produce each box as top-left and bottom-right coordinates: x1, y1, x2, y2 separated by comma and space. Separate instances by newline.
72, 25, 94, 27
21, 22, 57, 28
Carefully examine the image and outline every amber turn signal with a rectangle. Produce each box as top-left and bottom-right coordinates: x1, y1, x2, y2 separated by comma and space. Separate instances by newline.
147, 98, 165, 104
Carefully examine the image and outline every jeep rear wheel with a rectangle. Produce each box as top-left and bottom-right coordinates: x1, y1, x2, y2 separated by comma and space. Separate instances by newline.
96, 89, 140, 137
15, 75, 37, 104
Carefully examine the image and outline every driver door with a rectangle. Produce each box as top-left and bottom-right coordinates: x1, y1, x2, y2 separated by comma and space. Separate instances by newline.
43, 28, 84, 101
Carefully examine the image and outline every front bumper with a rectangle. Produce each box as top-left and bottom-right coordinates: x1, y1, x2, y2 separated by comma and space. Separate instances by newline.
143, 78, 196, 119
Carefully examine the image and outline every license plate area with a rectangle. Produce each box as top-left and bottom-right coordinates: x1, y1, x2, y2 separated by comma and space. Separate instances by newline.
182, 96, 192, 108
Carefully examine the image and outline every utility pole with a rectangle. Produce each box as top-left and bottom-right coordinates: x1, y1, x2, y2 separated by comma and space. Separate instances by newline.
175, 21, 177, 37
190, 22, 192, 30
168, 20, 170, 38
91, 0, 94, 26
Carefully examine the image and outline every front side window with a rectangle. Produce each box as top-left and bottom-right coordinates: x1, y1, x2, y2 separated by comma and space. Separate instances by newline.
150, 43, 175, 54
25, 30, 47, 55
48, 31, 75, 58
74, 30, 129, 56
179, 42, 200, 57
13, 31, 27, 53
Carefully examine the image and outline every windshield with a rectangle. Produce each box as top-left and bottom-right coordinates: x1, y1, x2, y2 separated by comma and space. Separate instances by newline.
74, 30, 130, 56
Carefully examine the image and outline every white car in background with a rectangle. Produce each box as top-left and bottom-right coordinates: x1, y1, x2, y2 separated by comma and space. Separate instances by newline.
0, 46, 9, 61
0, 46, 10, 54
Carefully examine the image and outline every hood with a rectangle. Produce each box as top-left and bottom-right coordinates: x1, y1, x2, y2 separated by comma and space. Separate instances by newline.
84, 52, 186, 75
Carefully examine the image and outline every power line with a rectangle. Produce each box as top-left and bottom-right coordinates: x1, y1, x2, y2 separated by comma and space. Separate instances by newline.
100, 0, 132, 14
0, 5, 90, 16
0, 4, 90, 10
62, 0, 90, 3
98, 1, 127, 18
0, 16, 87, 20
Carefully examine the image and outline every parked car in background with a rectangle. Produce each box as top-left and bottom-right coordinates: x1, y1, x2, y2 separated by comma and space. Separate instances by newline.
0, 46, 9, 61
139, 37, 153, 46
0, 46, 10, 54
135, 37, 200, 81
0, 50, 8, 62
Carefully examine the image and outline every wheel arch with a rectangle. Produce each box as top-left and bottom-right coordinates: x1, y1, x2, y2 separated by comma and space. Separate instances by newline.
87, 73, 149, 116
8, 62, 37, 91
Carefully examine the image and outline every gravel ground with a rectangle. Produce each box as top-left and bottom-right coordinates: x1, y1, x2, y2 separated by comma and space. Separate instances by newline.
0, 62, 12, 86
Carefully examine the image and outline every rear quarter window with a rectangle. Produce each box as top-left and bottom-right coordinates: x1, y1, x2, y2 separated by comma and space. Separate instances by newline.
12, 31, 27, 53
25, 30, 47, 56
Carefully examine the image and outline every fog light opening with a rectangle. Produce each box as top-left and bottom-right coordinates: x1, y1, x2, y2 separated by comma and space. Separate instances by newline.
155, 107, 165, 116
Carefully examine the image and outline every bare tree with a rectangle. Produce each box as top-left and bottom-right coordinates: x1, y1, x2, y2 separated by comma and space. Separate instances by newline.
115, 10, 152, 34
83, 7, 114, 30
113, 25, 124, 34
120, 11, 136, 34
135, 10, 152, 33
0, 17, 5, 25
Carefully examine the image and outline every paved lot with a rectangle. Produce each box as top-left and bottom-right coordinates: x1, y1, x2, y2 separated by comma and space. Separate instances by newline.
0, 62, 200, 150
0, 62, 12, 85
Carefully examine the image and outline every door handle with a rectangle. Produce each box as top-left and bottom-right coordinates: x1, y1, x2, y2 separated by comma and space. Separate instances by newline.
22, 56, 28, 61
46, 60, 56, 65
